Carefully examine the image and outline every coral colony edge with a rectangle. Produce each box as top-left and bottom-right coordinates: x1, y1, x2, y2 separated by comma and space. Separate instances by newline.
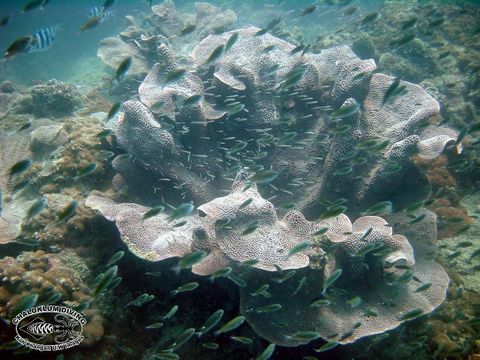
0, 0, 479, 359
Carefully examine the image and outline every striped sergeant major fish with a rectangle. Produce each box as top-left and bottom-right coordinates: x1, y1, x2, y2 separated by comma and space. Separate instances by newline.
88, 6, 113, 21
26, 25, 59, 53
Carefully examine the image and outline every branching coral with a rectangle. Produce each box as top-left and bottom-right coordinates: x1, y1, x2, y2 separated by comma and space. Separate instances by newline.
86, 24, 457, 346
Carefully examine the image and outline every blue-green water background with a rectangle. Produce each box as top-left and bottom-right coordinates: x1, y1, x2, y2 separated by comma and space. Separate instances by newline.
2, 0, 478, 85
0, 0, 388, 85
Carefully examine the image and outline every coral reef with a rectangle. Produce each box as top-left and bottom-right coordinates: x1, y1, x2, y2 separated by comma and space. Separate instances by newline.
0, 250, 103, 346
311, 1, 478, 136
19, 189, 97, 249
0, 79, 85, 121
85, 22, 460, 347
0, 81, 15, 94
97, 37, 149, 79
0, 83, 114, 247
0, 1, 478, 359
352, 202, 480, 359
0, 129, 32, 245
0, 84, 124, 353
438, 193, 480, 293
415, 155, 472, 239
30, 124, 68, 157
151, 0, 237, 42
87, 173, 314, 274
87, 174, 449, 346
0, 82, 25, 118
112, 27, 456, 219
241, 204, 449, 346
96, 0, 237, 95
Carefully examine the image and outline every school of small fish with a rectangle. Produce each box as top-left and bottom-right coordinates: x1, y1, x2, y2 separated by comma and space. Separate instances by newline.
0, 0, 478, 359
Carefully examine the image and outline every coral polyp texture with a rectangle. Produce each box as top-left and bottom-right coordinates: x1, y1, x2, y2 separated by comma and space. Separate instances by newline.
241, 208, 449, 346
87, 26, 456, 345
88, 175, 449, 345
109, 27, 457, 217
97, 0, 237, 93
87, 173, 316, 274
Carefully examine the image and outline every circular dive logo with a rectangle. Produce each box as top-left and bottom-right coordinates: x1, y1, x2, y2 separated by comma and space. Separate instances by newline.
12, 305, 86, 351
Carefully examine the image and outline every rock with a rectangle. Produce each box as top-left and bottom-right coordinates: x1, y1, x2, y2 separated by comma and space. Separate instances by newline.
30, 80, 83, 118
0, 81, 15, 94
30, 124, 68, 157
352, 33, 378, 61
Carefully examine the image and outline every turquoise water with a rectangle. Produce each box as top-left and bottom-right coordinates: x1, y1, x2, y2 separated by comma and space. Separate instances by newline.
0, 1, 479, 359
0, 0, 384, 84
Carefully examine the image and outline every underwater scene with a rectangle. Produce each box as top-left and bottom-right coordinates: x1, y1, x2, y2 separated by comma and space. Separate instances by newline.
0, 0, 479, 359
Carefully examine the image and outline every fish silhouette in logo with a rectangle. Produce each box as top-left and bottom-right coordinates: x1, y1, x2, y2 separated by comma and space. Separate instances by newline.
18, 314, 81, 343
19, 317, 55, 340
